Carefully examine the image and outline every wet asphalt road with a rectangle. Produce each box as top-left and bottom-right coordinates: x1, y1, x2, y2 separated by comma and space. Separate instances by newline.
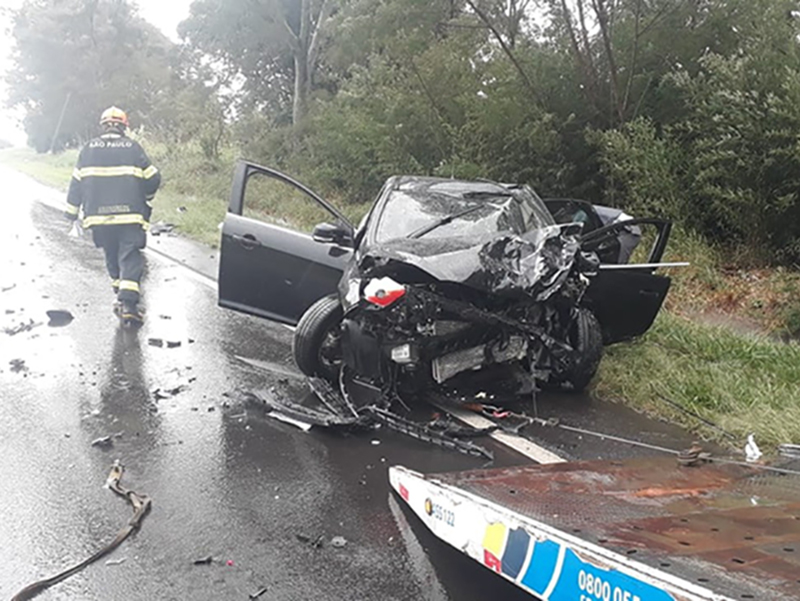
0, 167, 699, 600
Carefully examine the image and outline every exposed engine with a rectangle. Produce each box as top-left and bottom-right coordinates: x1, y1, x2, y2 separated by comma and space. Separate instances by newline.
342, 268, 588, 390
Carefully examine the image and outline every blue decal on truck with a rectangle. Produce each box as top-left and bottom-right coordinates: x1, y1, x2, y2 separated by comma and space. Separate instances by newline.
529, 545, 676, 601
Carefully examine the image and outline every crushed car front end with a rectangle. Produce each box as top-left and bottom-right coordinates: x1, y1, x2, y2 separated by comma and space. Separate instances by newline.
336, 178, 603, 394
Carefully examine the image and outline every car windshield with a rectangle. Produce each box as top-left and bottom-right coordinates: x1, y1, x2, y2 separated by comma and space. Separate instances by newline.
374, 180, 555, 243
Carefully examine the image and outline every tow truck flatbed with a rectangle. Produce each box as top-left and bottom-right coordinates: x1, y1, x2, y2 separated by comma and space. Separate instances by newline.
389, 456, 800, 600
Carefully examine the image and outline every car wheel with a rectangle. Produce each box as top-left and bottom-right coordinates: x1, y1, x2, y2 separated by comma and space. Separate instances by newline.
293, 295, 344, 381
563, 307, 603, 391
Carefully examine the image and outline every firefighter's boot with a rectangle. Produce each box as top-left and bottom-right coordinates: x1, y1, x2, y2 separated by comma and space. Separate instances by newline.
120, 302, 144, 328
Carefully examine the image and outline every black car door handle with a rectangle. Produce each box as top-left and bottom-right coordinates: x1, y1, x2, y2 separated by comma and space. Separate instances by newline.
233, 233, 260, 250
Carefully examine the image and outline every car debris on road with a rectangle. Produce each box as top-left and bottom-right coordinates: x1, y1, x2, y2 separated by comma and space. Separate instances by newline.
46, 309, 73, 327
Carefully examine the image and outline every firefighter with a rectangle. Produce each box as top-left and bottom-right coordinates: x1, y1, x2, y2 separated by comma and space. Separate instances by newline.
64, 106, 161, 326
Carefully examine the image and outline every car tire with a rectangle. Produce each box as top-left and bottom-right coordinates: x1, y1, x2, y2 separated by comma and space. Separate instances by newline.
293, 294, 344, 381
562, 307, 603, 391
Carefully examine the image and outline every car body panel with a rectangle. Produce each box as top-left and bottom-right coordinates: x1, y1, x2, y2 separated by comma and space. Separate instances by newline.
582, 218, 673, 343
584, 270, 671, 344
217, 161, 352, 325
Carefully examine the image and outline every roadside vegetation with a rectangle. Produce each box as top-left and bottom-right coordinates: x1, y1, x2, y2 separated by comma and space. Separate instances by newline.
3, 0, 800, 448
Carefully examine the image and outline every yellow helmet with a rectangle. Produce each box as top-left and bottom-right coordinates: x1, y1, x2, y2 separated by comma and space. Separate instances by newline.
100, 106, 129, 127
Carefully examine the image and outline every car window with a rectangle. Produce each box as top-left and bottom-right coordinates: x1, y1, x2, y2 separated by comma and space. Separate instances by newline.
545, 199, 603, 232
374, 181, 554, 242
243, 171, 337, 234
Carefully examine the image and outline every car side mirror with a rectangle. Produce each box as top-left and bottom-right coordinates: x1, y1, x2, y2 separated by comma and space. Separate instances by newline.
312, 222, 353, 246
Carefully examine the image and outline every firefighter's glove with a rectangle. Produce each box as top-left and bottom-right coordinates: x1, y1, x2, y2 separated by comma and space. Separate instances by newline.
68, 220, 84, 239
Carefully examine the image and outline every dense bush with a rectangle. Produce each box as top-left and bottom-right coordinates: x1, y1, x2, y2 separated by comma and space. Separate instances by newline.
8, 0, 800, 264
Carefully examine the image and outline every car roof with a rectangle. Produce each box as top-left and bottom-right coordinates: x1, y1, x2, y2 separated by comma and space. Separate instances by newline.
388, 175, 518, 188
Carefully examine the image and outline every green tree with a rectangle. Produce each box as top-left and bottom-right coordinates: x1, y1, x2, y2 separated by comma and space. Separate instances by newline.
5, 0, 174, 151
180, 0, 335, 125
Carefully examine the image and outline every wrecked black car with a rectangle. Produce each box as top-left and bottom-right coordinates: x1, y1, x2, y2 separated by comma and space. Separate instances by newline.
219, 161, 673, 402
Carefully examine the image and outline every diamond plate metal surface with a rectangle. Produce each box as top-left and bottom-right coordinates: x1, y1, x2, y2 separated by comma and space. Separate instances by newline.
429, 456, 800, 599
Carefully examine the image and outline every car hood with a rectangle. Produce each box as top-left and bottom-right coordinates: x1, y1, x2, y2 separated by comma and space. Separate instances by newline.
358, 224, 583, 301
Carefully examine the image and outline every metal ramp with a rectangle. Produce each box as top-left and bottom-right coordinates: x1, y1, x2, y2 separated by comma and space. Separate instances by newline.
389, 456, 800, 600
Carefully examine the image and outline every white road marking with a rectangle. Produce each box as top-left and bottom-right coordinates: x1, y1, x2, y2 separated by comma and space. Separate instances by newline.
438, 405, 566, 464
145, 245, 217, 290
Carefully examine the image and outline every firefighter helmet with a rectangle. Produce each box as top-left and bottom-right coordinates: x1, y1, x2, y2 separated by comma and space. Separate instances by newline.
100, 106, 129, 127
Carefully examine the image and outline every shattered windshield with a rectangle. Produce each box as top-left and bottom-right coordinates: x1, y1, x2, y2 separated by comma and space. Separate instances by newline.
374, 180, 555, 243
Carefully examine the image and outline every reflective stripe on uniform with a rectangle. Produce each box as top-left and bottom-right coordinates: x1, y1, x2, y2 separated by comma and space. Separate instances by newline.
72, 168, 82, 181
77, 166, 146, 179
82, 214, 148, 228
142, 165, 158, 179
119, 280, 140, 293
65, 203, 80, 216
111, 279, 120, 289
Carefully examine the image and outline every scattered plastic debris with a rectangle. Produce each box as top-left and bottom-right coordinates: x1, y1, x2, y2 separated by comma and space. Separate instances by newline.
249, 587, 268, 599
745, 434, 762, 462
46, 310, 73, 327
270, 412, 313, 431
150, 222, 175, 236
151, 384, 188, 400
4, 319, 41, 336
9, 358, 28, 373
148, 338, 183, 349
331, 536, 348, 548
91, 436, 114, 448
779, 443, 800, 459
193, 556, 213, 565
296, 533, 324, 548
105, 558, 126, 566
226, 559, 234, 567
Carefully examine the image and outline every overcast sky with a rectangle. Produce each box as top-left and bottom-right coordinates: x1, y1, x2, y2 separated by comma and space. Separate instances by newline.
0, 0, 193, 146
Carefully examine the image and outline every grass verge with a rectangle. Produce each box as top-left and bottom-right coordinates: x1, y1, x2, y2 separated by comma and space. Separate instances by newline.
0, 145, 231, 247
3, 145, 799, 448
597, 312, 800, 447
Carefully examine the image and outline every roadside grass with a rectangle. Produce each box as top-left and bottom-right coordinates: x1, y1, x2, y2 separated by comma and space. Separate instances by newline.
3, 146, 799, 448
0, 147, 76, 189
597, 312, 800, 448
0, 145, 370, 247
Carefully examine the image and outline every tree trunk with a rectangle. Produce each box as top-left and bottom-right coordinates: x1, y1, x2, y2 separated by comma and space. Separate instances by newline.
293, 53, 309, 125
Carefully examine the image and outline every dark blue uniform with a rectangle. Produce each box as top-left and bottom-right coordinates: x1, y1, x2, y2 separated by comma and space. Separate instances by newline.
65, 132, 160, 306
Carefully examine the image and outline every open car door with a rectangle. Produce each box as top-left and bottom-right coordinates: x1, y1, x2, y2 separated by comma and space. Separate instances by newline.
581, 218, 673, 344
218, 161, 354, 326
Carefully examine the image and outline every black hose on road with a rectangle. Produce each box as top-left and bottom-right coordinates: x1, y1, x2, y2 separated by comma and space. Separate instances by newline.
11, 461, 151, 601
